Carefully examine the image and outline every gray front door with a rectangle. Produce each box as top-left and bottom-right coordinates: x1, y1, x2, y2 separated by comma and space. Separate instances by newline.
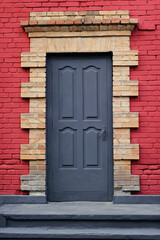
46, 53, 113, 201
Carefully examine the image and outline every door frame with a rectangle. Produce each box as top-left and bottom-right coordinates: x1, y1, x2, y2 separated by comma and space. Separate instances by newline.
46, 52, 113, 201
20, 11, 140, 197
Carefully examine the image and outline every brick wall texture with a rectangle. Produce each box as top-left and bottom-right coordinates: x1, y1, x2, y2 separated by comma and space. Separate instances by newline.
0, 0, 160, 195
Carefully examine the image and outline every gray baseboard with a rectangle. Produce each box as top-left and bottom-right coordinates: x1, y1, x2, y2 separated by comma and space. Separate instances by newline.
0, 195, 46, 205
113, 195, 160, 204
0, 195, 159, 205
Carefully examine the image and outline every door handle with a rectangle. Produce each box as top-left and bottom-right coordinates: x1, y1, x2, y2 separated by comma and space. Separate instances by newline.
99, 127, 106, 141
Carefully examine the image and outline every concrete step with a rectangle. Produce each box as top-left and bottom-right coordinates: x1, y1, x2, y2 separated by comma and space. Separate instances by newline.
3, 213, 160, 228
0, 227, 160, 239
0, 202, 160, 239
0, 202, 160, 229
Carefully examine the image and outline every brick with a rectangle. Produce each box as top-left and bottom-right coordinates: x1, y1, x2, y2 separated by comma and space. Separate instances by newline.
37, 20, 47, 25
21, 52, 46, 68
113, 60, 138, 67
47, 19, 56, 25
114, 144, 139, 160
78, 11, 87, 16
21, 82, 45, 98
29, 20, 38, 26
20, 20, 29, 27
74, 19, 83, 25
111, 18, 120, 24
64, 11, 78, 16
113, 112, 139, 128
113, 80, 138, 97
56, 19, 65, 25
21, 113, 45, 129
64, 19, 74, 25
20, 144, 45, 160
114, 175, 140, 192
46, 12, 64, 17
99, 11, 116, 15
84, 18, 93, 24
121, 19, 130, 24
129, 18, 139, 24
93, 19, 102, 25
102, 19, 110, 24
30, 12, 47, 17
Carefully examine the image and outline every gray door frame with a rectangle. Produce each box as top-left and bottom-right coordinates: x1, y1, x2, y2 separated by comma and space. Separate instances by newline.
46, 52, 113, 202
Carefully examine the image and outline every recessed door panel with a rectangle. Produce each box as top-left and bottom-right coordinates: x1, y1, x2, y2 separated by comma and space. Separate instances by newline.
83, 67, 99, 119
47, 53, 113, 201
59, 128, 76, 168
59, 67, 76, 119
84, 128, 100, 168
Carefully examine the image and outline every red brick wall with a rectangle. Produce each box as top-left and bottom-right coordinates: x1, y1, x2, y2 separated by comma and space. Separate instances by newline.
0, 0, 160, 195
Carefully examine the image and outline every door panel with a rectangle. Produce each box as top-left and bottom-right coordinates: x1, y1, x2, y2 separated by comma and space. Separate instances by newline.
47, 53, 113, 201
59, 67, 76, 119
59, 128, 76, 168
83, 66, 99, 119
84, 128, 100, 167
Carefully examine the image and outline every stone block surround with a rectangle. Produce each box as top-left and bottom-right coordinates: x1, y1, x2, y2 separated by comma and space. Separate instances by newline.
20, 10, 139, 196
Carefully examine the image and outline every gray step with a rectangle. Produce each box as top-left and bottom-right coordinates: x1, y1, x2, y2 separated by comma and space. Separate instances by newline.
4, 214, 160, 228
0, 227, 160, 239
1, 203, 160, 229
